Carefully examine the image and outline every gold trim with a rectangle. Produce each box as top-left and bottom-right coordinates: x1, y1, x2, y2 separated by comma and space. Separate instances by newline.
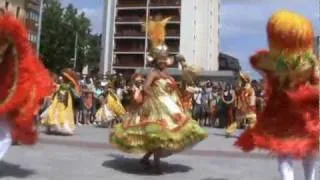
0, 40, 19, 105
18, 85, 36, 114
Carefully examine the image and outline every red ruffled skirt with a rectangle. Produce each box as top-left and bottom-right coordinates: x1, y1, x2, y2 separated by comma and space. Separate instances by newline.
235, 84, 319, 159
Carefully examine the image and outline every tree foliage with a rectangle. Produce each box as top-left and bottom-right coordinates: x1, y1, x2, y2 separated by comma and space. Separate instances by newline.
40, 0, 100, 73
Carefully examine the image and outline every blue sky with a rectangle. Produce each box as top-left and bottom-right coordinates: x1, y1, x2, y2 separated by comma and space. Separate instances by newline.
61, 0, 319, 78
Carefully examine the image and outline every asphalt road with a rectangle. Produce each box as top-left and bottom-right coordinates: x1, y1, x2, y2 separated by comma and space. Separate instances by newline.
1, 127, 318, 180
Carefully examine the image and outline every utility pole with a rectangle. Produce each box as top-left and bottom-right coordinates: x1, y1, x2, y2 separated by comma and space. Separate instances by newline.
36, 0, 44, 55
73, 32, 78, 70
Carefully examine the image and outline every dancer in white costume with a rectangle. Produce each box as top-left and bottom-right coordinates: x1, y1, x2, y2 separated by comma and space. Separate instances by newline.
0, 115, 11, 159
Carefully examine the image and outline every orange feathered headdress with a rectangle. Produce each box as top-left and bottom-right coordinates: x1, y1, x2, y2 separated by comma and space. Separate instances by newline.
61, 68, 80, 93
250, 10, 318, 88
143, 16, 171, 47
267, 10, 314, 55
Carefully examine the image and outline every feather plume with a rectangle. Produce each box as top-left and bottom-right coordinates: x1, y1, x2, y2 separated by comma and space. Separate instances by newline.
142, 17, 172, 47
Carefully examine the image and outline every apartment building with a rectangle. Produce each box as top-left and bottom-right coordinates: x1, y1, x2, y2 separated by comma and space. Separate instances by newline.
100, 0, 220, 75
1, 0, 40, 48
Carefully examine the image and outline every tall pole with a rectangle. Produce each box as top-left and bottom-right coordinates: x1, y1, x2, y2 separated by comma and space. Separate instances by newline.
100, 0, 115, 75
73, 32, 78, 70
36, 0, 44, 55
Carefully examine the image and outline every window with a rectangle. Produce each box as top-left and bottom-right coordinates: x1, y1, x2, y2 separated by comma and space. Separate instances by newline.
28, 11, 39, 21
32, 34, 37, 43
16, 7, 20, 18
28, 33, 37, 43
5, 1, 9, 10
28, 33, 32, 41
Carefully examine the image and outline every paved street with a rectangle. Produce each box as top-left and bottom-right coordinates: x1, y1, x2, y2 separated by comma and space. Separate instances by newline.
1, 127, 319, 180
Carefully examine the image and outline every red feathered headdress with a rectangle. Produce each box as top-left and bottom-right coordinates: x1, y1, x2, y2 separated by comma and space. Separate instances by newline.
0, 14, 54, 144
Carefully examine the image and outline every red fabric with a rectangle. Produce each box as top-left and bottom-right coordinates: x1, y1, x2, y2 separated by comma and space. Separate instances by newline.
83, 93, 93, 109
235, 51, 319, 159
226, 107, 234, 127
0, 15, 54, 145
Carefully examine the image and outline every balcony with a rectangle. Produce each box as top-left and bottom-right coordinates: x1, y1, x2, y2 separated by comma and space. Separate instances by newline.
117, 0, 147, 9
25, 19, 38, 32
148, 40, 179, 52
149, 9, 180, 22
146, 59, 178, 68
115, 24, 146, 38
166, 31, 180, 38
112, 69, 136, 77
25, 0, 40, 12
116, 9, 146, 22
113, 54, 145, 67
149, 0, 181, 7
116, 16, 144, 23
114, 31, 145, 38
114, 39, 145, 52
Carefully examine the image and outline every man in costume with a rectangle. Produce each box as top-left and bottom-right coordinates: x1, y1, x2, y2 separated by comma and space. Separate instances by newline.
0, 13, 54, 158
225, 72, 256, 137
235, 10, 319, 180
109, 16, 207, 174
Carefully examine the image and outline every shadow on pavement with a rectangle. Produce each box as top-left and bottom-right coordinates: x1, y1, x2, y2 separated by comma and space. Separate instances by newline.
102, 154, 192, 175
0, 161, 35, 178
212, 133, 238, 139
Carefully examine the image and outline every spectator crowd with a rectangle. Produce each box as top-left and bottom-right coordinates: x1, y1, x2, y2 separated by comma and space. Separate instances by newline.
39, 73, 264, 130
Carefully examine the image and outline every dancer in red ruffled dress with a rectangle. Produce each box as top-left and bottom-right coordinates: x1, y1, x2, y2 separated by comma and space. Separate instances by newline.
235, 10, 319, 180
0, 12, 54, 159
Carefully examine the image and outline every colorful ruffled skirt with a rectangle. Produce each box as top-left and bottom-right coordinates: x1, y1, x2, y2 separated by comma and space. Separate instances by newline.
110, 88, 207, 157
235, 85, 319, 159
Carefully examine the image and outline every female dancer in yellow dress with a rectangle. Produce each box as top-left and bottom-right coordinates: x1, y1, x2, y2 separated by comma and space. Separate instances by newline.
42, 69, 80, 135
110, 16, 207, 174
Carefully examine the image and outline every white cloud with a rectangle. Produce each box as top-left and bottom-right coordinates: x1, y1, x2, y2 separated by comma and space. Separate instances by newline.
221, 4, 267, 38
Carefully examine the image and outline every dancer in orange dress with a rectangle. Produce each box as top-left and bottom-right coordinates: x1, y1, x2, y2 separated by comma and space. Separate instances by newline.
235, 10, 319, 180
226, 72, 256, 136
0, 12, 54, 159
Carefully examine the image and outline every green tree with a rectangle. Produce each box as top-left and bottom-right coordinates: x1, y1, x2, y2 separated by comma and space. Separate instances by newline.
40, 0, 100, 73
40, 0, 65, 72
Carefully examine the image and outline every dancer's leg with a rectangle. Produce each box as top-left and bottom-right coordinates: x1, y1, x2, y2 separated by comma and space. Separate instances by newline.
225, 121, 238, 137
0, 118, 12, 160
153, 149, 163, 174
278, 155, 294, 180
141, 152, 152, 162
140, 152, 152, 168
247, 117, 257, 128
302, 154, 317, 180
